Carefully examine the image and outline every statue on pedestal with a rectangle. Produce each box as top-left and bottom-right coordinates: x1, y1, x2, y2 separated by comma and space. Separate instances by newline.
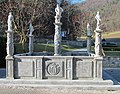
95, 11, 101, 30
6, 12, 14, 56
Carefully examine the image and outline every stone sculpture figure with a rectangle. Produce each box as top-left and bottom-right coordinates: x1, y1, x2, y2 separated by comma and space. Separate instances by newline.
55, 4, 63, 23
87, 23, 92, 36
7, 12, 14, 31
29, 22, 34, 36
95, 11, 101, 30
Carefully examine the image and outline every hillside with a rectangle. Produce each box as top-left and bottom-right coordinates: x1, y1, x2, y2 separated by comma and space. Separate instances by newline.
79, 0, 120, 33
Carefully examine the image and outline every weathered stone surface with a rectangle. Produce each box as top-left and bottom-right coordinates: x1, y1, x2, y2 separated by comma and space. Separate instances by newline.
18, 61, 34, 77
13, 55, 105, 81
76, 61, 93, 78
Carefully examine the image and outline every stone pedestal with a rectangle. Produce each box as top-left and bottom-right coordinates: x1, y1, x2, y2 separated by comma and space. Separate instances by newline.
6, 56, 14, 79
94, 29, 103, 57
94, 56, 103, 80
87, 36, 92, 53
29, 35, 34, 55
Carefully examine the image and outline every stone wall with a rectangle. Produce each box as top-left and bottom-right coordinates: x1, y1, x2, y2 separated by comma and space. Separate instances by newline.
62, 40, 86, 47
34, 38, 86, 47
13, 55, 103, 80
103, 57, 120, 68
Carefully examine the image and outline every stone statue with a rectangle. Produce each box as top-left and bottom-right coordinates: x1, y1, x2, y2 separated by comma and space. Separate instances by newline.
95, 11, 101, 30
29, 22, 34, 36
55, 4, 63, 23
7, 12, 14, 31
87, 23, 92, 36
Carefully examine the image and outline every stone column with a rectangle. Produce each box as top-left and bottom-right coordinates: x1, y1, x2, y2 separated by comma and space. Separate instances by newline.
94, 29, 103, 56
54, 23, 62, 56
29, 35, 34, 55
54, 4, 63, 56
87, 23, 92, 54
6, 12, 14, 79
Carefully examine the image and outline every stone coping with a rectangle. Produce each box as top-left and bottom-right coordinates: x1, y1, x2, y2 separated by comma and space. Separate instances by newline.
14, 53, 95, 58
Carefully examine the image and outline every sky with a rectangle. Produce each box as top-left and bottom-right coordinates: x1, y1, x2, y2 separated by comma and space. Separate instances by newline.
71, 0, 86, 4
57, 0, 86, 4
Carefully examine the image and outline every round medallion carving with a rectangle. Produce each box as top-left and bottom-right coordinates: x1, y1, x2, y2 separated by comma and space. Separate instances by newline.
47, 63, 60, 75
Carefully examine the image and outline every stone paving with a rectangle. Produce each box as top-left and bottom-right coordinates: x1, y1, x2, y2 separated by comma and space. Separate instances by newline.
105, 68, 120, 82
0, 68, 120, 94
0, 86, 119, 94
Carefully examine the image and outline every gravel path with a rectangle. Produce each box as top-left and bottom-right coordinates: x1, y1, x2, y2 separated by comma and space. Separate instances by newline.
0, 86, 119, 94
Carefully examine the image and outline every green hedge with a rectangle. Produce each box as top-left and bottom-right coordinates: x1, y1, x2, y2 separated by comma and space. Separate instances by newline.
0, 36, 6, 68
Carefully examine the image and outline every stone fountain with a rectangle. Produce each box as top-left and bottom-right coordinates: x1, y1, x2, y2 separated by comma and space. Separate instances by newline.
5, 8, 112, 86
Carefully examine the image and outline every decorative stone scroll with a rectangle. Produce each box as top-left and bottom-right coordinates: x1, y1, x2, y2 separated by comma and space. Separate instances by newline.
45, 60, 63, 77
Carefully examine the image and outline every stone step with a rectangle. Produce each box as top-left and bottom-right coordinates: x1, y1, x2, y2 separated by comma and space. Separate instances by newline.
0, 79, 113, 86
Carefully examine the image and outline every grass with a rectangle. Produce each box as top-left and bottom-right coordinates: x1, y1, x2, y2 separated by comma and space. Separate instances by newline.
91, 46, 120, 57
102, 31, 120, 38
81, 31, 120, 39
104, 51, 120, 57
103, 46, 120, 51
15, 43, 80, 54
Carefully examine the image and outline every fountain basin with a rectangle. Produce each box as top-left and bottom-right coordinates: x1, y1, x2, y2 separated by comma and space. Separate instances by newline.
13, 53, 102, 80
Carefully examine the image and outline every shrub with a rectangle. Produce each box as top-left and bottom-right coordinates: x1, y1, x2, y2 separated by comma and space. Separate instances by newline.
0, 36, 6, 68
